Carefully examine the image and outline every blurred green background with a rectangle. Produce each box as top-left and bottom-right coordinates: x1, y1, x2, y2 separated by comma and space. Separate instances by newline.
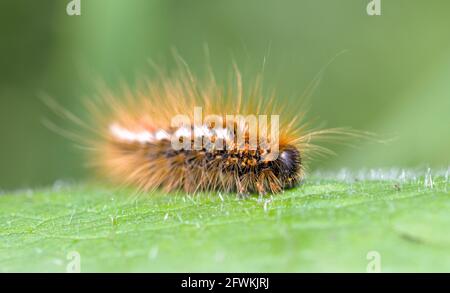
0, 0, 449, 190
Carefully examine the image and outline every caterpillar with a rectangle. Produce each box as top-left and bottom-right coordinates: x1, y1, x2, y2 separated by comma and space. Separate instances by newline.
46, 59, 357, 196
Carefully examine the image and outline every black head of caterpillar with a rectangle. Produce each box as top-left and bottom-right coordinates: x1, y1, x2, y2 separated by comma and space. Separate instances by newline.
46, 59, 368, 196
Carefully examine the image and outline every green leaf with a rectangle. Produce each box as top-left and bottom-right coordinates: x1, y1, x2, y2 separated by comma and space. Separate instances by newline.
0, 172, 449, 272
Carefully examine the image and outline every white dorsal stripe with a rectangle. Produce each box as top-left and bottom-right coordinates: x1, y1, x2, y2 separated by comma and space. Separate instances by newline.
215, 128, 231, 140
109, 123, 154, 144
175, 127, 191, 138
110, 123, 233, 144
155, 130, 170, 140
194, 125, 212, 138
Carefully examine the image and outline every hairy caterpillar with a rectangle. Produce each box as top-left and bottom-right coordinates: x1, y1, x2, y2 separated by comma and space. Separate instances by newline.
45, 59, 358, 196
